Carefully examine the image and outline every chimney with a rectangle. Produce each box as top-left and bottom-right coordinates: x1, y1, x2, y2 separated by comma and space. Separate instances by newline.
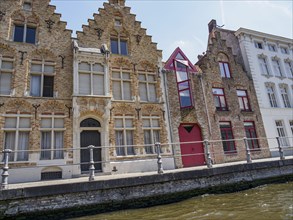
208, 19, 217, 33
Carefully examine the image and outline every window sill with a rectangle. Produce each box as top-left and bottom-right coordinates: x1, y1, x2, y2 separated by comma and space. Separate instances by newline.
73, 94, 112, 98
261, 74, 274, 79
216, 109, 230, 112
224, 151, 238, 155
10, 40, 37, 46
275, 76, 286, 80
112, 99, 135, 103
240, 110, 254, 114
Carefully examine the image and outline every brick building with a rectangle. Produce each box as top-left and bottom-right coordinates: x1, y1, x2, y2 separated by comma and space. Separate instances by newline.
0, 0, 174, 183
71, 0, 174, 176
164, 20, 270, 168
0, 0, 73, 182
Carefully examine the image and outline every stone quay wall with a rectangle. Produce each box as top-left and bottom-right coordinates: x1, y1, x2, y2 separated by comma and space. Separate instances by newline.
0, 158, 292, 219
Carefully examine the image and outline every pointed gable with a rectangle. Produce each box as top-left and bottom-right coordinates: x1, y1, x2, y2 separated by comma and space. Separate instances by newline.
164, 47, 197, 72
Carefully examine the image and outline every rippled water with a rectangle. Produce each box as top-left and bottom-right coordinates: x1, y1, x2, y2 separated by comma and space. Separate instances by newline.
70, 182, 293, 220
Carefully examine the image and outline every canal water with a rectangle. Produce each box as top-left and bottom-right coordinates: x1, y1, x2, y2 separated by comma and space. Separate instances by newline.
70, 182, 293, 220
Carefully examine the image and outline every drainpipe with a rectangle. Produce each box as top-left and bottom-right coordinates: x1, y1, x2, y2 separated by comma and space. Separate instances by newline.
198, 74, 212, 136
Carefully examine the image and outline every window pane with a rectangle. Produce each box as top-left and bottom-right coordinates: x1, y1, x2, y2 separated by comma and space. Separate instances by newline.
111, 39, 119, 54
5, 132, 16, 161
41, 118, 52, 128
122, 72, 130, 80
224, 63, 231, 77
79, 62, 90, 71
1, 61, 13, 70
26, 27, 36, 44
41, 132, 51, 160
144, 130, 153, 154
115, 119, 123, 128
54, 118, 64, 128
180, 90, 192, 107
115, 131, 125, 156
112, 72, 120, 79
125, 119, 133, 128
14, 25, 24, 42
31, 64, 42, 72
5, 118, 17, 128
54, 131, 64, 159
213, 88, 224, 95
113, 81, 121, 100
143, 119, 150, 127
123, 81, 131, 100
120, 40, 128, 55
237, 90, 246, 96
44, 65, 54, 74
139, 83, 147, 101
126, 130, 135, 155
219, 63, 225, 77
176, 71, 188, 82
19, 118, 30, 128
139, 74, 146, 81
0, 73, 12, 95
149, 84, 157, 102
79, 73, 91, 95
30, 75, 41, 96
43, 76, 54, 97
17, 132, 29, 161
93, 74, 104, 95
178, 81, 189, 90
148, 75, 156, 82
93, 64, 104, 72
152, 119, 159, 127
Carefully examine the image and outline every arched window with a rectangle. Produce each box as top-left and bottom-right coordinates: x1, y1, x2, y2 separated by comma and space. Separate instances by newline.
217, 53, 231, 78
80, 118, 101, 127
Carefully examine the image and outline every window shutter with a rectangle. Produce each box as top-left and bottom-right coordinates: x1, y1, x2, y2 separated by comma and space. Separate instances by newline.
93, 74, 104, 95
0, 73, 11, 95
43, 76, 54, 97
79, 73, 90, 95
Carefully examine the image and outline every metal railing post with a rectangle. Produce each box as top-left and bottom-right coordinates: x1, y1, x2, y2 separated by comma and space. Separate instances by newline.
156, 142, 164, 174
276, 137, 285, 160
204, 139, 213, 168
88, 145, 95, 181
1, 149, 12, 190
244, 137, 252, 163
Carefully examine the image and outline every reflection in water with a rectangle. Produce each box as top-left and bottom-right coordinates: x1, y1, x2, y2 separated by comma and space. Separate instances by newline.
70, 182, 293, 220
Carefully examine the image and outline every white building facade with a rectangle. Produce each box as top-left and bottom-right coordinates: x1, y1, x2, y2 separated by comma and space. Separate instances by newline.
235, 28, 293, 156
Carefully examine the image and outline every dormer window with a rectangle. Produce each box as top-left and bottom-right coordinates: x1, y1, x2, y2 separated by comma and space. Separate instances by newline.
23, 2, 32, 11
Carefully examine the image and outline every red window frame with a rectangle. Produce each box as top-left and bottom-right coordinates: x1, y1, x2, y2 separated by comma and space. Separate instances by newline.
212, 87, 228, 111
237, 89, 251, 111
244, 121, 259, 150
219, 121, 236, 154
219, 61, 231, 78
174, 60, 193, 108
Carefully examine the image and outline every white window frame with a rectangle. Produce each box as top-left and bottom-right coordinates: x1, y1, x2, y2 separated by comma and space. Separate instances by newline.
271, 59, 283, 77
30, 59, 55, 97
284, 61, 293, 78
142, 116, 161, 154
289, 120, 293, 136
258, 57, 270, 76
114, 115, 135, 156
3, 113, 32, 162
112, 69, 132, 100
40, 114, 66, 160
78, 62, 105, 96
275, 120, 289, 147
280, 87, 291, 108
266, 85, 278, 107
0, 56, 13, 95
138, 72, 157, 102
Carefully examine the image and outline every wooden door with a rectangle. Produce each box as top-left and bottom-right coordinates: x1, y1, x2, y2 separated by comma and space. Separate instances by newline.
80, 131, 102, 172
179, 123, 205, 167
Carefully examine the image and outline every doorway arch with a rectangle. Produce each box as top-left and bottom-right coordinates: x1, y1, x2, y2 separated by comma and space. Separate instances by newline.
80, 118, 102, 172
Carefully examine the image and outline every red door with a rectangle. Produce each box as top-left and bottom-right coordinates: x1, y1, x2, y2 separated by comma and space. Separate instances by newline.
179, 123, 205, 167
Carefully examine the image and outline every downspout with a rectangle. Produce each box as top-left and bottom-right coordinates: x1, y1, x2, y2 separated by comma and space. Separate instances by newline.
198, 74, 212, 136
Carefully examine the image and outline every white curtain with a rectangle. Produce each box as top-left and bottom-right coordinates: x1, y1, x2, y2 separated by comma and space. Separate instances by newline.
79, 73, 90, 95
139, 83, 147, 101
126, 130, 134, 155
54, 131, 64, 159
123, 81, 131, 100
17, 132, 29, 161
115, 131, 124, 156
113, 81, 121, 100
0, 73, 11, 95
4, 132, 15, 161
144, 130, 152, 154
30, 75, 41, 96
41, 132, 51, 160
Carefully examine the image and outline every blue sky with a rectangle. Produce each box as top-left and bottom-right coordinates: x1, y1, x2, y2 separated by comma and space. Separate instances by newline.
50, 0, 293, 62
